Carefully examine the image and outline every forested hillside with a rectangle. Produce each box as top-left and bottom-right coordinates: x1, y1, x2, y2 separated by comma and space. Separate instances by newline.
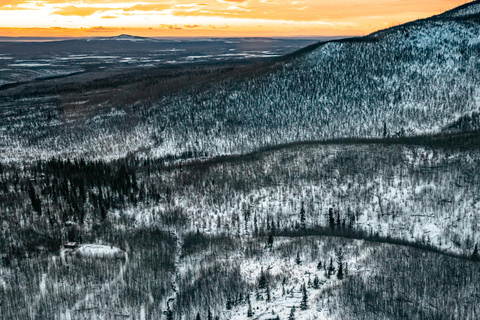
2, 3, 480, 161
2, 132, 480, 319
2, 1, 480, 320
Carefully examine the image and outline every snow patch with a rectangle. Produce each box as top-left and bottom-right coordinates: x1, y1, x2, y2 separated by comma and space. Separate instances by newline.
75, 244, 124, 258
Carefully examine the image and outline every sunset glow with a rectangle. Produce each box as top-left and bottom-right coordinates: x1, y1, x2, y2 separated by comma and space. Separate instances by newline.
0, 0, 470, 37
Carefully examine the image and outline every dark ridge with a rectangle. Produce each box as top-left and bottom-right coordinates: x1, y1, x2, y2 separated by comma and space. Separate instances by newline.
156, 130, 480, 172
0, 70, 87, 92
0, 57, 276, 102
92, 34, 151, 41
278, 227, 475, 262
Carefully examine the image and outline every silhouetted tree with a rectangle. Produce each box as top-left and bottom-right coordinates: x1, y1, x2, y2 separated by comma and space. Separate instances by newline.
472, 244, 480, 261
313, 276, 320, 289
166, 309, 173, 320
28, 181, 42, 216
336, 248, 344, 280
300, 283, 308, 310
296, 252, 302, 265
226, 296, 233, 310
328, 208, 335, 229
288, 306, 296, 320
300, 202, 306, 227
328, 257, 335, 277
207, 307, 212, 320
267, 233, 274, 249
247, 294, 254, 317
258, 267, 268, 289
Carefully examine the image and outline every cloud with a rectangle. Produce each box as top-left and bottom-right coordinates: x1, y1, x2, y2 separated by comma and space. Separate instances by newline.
52, 6, 111, 17
0, 0, 47, 10
0, 0, 471, 37
0, 5, 28, 10
0, 0, 28, 7
86, 26, 117, 32
159, 24, 182, 30
123, 4, 171, 12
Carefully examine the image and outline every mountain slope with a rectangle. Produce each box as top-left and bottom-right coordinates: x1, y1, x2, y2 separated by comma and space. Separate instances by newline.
2, 2, 480, 162
141, 1, 480, 159
439, 0, 480, 18
2, 3, 480, 319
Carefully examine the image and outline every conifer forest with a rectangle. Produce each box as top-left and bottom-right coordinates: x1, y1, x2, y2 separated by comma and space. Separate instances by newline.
2, 1, 480, 319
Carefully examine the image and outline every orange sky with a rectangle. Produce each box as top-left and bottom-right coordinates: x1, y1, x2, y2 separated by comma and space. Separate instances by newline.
0, 0, 471, 37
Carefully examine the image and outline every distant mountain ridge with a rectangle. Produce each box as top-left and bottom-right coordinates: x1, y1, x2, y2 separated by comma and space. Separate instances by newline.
87, 34, 158, 42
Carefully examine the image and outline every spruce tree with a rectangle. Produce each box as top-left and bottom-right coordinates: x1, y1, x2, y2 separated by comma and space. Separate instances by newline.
300, 202, 306, 227
247, 294, 254, 317
472, 244, 480, 261
196, 312, 201, 320
337, 263, 344, 280
300, 283, 308, 310
328, 257, 335, 277
328, 208, 335, 229
28, 181, 42, 216
207, 307, 212, 320
336, 248, 344, 279
268, 232, 274, 249
288, 306, 296, 320
258, 267, 267, 289
166, 309, 173, 320
296, 252, 302, 265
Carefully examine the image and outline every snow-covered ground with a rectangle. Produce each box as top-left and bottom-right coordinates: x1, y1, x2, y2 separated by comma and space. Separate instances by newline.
60, 244, 124, 259
75, 244, 124, 257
